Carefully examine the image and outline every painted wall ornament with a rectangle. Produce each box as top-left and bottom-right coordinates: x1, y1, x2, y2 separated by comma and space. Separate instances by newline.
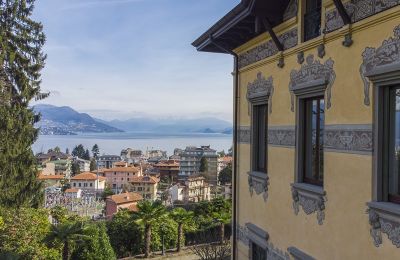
360, 24, 400, 106
367, 207, 400, 248
248, 172, 269, 202
289, 54, 336, 112
247, 72, 274, 114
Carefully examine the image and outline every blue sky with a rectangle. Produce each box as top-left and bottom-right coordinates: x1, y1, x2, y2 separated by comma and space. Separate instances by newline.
32, 0, 239, 122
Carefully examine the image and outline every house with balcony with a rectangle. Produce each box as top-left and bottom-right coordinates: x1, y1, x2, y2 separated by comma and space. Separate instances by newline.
97, 155, 121, 169
194, 0, 400, 259
103, 166, 142, 192
127, 175, 159, 200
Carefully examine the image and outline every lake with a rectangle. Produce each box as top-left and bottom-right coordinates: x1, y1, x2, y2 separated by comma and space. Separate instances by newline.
32, 132, 233, 156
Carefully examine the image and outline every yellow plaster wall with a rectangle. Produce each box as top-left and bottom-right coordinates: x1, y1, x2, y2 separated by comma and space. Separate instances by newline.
235, 5, 400, 260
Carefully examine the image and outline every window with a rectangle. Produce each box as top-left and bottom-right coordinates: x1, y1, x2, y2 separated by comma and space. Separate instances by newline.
302, 96, 324, 186
252, 103, 268, 173
112, 184, 116, 189
382, 86, 400, 204
304, 0, 322, 41
73, 183, 76, 187
79, 183, 81, 187
252, 243, 266, 260
84, 183, 87, 187
90, 183, 93, 187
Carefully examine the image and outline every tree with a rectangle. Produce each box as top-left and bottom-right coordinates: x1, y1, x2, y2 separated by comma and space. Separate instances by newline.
92, 144, 99, 158
54, 146, 61, 153
84, 149, 90, 160
46, 221, 87, 260
135, 201, 167, 258
90, 158, 96, 171
0, 207, 60, 259
199, 157, 208, 173
170, 207, 194, 252
0, 0, 47, 208
66, 148, 70, 155
102, 186, 114, 200
71, 144, 85, 159
218, 163, 232, 185
211, 211, 231, 244
70, 222, 116, 260
50, 206, 69, 224
217, 150, 225, 157
71, 162, 80, 176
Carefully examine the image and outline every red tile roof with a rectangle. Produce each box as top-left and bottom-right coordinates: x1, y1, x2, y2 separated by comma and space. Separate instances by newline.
65, 188, 80, 193
108, 192, 143, 205
130, 176, 159, 184
38, 174, 65, 180
104, 166, 139, 173
71, 172, 106, 181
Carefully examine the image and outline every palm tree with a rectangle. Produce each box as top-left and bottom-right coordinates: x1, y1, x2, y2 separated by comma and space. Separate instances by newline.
212, 211, 231, 244
135, 201, 167, 258
46, 221, 87, 260
170, 207, 194, 252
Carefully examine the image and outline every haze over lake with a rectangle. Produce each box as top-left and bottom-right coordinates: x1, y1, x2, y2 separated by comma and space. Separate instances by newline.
32, 132, 233, 156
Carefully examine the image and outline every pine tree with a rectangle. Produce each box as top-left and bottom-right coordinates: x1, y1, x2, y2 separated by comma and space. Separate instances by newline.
0, 0, 47, 208
199, 156, 208, 173
84, 149, 90, 160
92, 144, 99, 158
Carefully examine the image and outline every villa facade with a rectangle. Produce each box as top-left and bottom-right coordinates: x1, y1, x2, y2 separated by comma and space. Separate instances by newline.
194, 0, 400, 259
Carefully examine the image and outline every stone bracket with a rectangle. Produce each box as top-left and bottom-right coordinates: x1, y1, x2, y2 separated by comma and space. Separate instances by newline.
248, 171, 269, 202
291, 183, 327, 225
367, 201, 400, 248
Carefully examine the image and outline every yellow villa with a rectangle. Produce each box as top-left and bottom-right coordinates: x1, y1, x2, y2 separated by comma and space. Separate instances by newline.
194, 0, 400, 259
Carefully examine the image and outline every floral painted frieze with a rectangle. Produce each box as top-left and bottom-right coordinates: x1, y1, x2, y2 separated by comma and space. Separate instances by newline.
289, 54, 336, 112
360, 25, 400, 105
324, 125, 373, 154
268, 127, 296, 147
238, 126, 251, 144
238, 28, 298, 69
325, 0, 400, 33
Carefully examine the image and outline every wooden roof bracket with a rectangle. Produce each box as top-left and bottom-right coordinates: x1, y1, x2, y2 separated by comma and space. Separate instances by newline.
260, 16, 285, 68
332, 0, 353, 47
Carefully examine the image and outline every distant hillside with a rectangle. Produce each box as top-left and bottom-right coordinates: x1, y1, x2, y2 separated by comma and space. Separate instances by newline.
104, 117, 233, 134
34, 104, 123, 135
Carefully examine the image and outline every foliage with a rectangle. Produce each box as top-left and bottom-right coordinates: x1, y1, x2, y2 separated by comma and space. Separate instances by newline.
0, 207, 60, 260
71, 144, 85, 159
135, 200, 167, 257
150, 216, 178, 252
84, 149, 90, 160
217, 150, 225, 157
106, 210, 143, 258
71, 162, 80, 176
190, 241, 231, 260
170, 207, 194, 251
199, 156, 208, 173
90, 158, 96, 171
50, 205, 69, 224
92, 144, 99, 158
218, 163, 232, 185
70, 222, 116, 260
102, 186, 114, 200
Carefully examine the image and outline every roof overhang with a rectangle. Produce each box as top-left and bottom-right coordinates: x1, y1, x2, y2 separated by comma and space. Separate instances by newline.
192, 0, 291, 53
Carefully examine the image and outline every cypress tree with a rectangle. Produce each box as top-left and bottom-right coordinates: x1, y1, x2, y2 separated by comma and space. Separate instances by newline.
0, 0, 47, 208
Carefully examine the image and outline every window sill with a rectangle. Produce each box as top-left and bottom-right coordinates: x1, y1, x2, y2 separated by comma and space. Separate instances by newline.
248, 171, 269, 202
291, 183, 327, 225
367, 201, 400, 248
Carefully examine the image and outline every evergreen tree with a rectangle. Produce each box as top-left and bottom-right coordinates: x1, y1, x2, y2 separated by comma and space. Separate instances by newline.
84, 149, 90, 160
218, 163, 232, 185
92, 144, 99, 158
65, 148, 69, 155
199, 156, 208, 173
71, 144, 85, 158
71, 162, 80, 176
90, 158, 96, 171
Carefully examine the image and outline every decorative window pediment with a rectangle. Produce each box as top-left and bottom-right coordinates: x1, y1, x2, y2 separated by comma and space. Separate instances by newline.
289, 54, 336, 111
360, 25, 400, 106
247, 72, 274, 113
248, 171, 269, 202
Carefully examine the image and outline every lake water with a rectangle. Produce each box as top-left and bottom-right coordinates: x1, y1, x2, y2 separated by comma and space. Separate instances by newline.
32, 132, 233, 156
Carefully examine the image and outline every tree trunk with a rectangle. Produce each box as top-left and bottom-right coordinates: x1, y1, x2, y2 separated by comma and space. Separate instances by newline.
63, 240, 69, 260
220, 223, 225, 244
145, 224, 151, 258
177, 223, 183, 252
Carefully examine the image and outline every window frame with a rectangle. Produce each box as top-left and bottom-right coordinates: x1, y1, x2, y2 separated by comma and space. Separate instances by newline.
250, 99, 268, 174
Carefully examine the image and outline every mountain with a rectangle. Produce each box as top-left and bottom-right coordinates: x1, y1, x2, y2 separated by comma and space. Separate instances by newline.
103, 117, 233, 134
34, 104, 123, 135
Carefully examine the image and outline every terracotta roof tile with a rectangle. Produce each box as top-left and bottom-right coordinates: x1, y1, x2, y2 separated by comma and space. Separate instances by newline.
104, 166, 139, 173
108, 192, 143, 205
38, 174, 65, 180
65, 188, 80, 193
71, 172, 106, 181
130, 176, 159, 184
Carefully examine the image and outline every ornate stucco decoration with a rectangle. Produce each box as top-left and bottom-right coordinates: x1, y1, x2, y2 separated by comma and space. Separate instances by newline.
289, 54, 336, 112
268, 126, 296, 147
324, 124, 373, 154
236, 225, 249, 246
367, 202, 400, 248
248, 171, 269, 202
360, 25, 400, 106
325, 0, 400, 33
238, 126, 251, 144
297, 51, 304, 64
238, 28, 298, 69
318, 44, 325, 58
267, 243, 290, 260
291, 183, 327, 225
247, 72, 274, 114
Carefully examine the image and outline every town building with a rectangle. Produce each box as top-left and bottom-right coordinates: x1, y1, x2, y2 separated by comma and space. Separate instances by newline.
121, 148, 143, 164
73, 157, 91, 172
38, 174, 65, 188
97, 155, 121, 169
65, 188, 82, 199
70, 172, 106, 191
50, 159, 71, 178
36, 151, 72, 164
127, 176, 159, 200
153, 160, 180, 181
103, 166, 142, 192
39, 162, 56, 176
179, 146, 218, 183
194, 0, 400, 259
169, 175, 211, 203
105, 192, 142, 219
